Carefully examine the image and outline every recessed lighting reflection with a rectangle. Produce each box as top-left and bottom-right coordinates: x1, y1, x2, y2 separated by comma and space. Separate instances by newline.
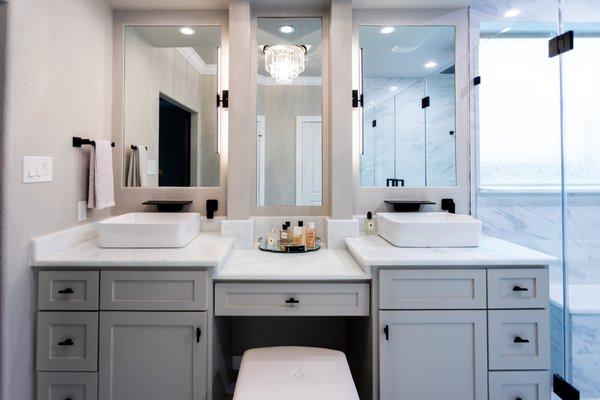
380, 26, 395, 34
179, 27, 195, 35
424, 61, 437, 69
279, 25, 295, 34
504, 8, 521, 17
500, 27, 512, 34
389, 86, 398, 91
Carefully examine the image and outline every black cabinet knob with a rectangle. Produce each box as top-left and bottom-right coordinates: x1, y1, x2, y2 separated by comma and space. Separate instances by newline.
57, 288, 74, 294
285, 297, 300, 304
196, 328, 201, 343
514, 336, 530, 344
58, 338, 74, 346
512, 286, 529, 292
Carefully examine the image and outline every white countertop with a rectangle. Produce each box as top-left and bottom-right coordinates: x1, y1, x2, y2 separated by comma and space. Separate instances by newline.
215, 248, 370, 281
32, 232, 234, 268
345, 234, 556, 268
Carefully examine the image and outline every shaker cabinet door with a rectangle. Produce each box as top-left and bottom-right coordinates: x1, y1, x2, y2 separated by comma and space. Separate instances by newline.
98, 311, 207, 400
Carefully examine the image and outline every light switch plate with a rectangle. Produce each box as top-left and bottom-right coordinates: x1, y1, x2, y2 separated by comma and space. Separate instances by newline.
147, 160, 157, 175
77, 201, 87, 222
23, 156, 52, 183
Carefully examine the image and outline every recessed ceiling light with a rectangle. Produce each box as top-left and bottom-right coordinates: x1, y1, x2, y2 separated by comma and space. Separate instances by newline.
424, 61, 437, 69
179, 27, 195, 35
389, 86, 398, 91
504, 8, 521, 18
279, 25, 295, 34
380, 26, 395, 34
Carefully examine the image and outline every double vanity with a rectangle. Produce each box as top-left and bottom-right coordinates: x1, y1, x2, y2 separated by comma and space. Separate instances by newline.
31, 214, 555, 400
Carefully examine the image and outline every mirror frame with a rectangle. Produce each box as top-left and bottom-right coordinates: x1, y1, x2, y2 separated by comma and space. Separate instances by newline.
113, 11, 229, 213
352, 8, 471, 215
250, 8, 330, 216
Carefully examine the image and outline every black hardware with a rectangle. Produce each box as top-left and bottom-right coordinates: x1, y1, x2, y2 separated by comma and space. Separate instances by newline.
131, 145, 148, 150
513, 285, 529, 292
441, 198, 456, 214
513, 336, 530, 344
73, 137, 115, 148
206, 199, 219, 220
516, 398, 522, 400
449, 130, 455, 136
386, 178, 405, 187
421, 96, 430, 109
142, 200, 192, 213
352, 89, 363, 108
549, 31, 574, 58
372, 120, 377, 128
473, 76, 481, 86
65, 398, 72, 400
217, 90, 229, 108
196, 328, 201, 343
58, 338, 74, 346
384, 325, 389, 341
553, 373, 580, 399
285, 297, 300, 304
57, 288, 74, 295
384, 200, 436, 212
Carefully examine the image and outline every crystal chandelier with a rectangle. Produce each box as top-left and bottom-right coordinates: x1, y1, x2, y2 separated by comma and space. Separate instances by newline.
263, 44, 307, 84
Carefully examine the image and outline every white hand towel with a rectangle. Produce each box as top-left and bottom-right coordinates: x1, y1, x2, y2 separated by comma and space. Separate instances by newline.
87, 139, 115, 209
126, 149, 138, 187
125, 145, 148, 187
136, 145, 148, 187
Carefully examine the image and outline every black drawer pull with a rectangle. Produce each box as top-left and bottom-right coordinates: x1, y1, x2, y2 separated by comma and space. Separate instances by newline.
384, 325, 389, 341
65, 398, 72, 400
515, 397, 522, 400
285, 297, 300, 304
514, 336, 530, 344
196, 328, 201, 343
57, 288, 74, 294
512, 286, 529, 292
58, 338, 74, 346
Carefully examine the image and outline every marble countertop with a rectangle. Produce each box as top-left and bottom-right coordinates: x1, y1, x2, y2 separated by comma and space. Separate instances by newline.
32, 232, 234, 268
345, 234, 557, 269
215, 248, 371, 280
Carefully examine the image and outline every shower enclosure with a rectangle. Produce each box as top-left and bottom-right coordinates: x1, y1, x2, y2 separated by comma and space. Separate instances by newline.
472, 0, 600, 397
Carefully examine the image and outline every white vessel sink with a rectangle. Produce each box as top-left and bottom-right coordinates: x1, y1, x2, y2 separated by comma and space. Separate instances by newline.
377, 212, 482, 248
98, 213, 200, 248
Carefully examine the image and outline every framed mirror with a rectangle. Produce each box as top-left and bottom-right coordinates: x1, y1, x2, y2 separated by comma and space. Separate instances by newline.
255, 17, 323, 206
359, 25, 456, 188
123, 25, 221, 187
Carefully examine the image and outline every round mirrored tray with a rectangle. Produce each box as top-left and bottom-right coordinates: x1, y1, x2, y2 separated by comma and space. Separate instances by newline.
257, 237, 321, 253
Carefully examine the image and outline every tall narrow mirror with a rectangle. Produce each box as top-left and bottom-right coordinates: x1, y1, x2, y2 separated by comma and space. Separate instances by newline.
359, 25, 456, 188
256, 17, 323, 206
123, 25, 221, 187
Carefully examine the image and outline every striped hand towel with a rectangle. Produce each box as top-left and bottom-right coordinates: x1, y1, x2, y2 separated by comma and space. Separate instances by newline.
87, 139, 115, 209
126, 145, 148, 187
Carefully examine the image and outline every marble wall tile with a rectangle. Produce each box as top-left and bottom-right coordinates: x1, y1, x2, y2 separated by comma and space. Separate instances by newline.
327, 218, 359, 249
221, 219, 254, 249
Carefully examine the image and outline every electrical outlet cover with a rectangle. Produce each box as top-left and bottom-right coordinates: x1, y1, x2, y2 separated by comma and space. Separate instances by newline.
78, 201, 87, 222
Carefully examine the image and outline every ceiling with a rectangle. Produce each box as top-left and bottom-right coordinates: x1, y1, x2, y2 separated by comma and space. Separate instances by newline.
105, 0, 470, 10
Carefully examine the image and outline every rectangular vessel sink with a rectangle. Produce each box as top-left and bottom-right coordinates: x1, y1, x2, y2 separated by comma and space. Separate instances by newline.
377, 212, 482, 248
98, 213, 200, 248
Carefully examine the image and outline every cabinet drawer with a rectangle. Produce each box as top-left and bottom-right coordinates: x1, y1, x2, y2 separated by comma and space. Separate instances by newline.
38, 271, 99, 311
488, 310, 549, 370
37, 372, 98, 400
215, 283, 370, 316
489, 371, 550, 400
37, 312, 98, 372
488, 269, 549, 309
100, 271, 207, 311
379, 269, 486, 309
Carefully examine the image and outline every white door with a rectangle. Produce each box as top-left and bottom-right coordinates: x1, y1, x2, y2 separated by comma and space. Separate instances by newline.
256, 115, 266, 206
380, 310, 488, 400
99, 312, 207, 400
296, 116, 322, 206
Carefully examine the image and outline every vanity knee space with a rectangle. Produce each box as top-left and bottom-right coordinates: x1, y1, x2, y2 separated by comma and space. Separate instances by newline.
377, 267, 550, 400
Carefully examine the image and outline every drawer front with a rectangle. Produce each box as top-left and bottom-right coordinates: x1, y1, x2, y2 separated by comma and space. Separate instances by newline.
37, 312, 98, 372
38, 271, 99, 311
489, 371, 550, 400
488, 310, 550, 370
488, 268, 549, 309
100, 271, 207, 311
37, 372, 98, 400
379, 269, 487, 309
215, 283, 370, 316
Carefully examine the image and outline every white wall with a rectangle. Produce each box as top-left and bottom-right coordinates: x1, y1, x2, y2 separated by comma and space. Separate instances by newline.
0, 0, 113, 398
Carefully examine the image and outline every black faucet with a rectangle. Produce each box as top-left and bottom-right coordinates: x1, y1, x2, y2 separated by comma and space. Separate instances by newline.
441, 198, 455, 214
206, 199, 218, 219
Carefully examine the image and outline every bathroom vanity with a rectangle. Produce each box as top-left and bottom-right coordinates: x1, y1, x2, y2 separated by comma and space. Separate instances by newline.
31, 225, 555, 400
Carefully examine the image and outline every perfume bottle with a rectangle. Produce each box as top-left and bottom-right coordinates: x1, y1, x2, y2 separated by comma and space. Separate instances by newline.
298, 220, 307, 246
306, 222, 316, 249
366, 212, 376, 234
280, 224, 289, 249
267, 228, 276, 249
292, 226, 303, 246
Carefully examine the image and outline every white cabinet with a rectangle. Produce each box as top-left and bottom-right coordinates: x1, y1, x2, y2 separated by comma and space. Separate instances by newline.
37, 372, 98, 400
38, 271, 99, 310
487, 269, 549, 309
489, 371, 550, 400
98, 311, 207, 400
379, 310, 488, 400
